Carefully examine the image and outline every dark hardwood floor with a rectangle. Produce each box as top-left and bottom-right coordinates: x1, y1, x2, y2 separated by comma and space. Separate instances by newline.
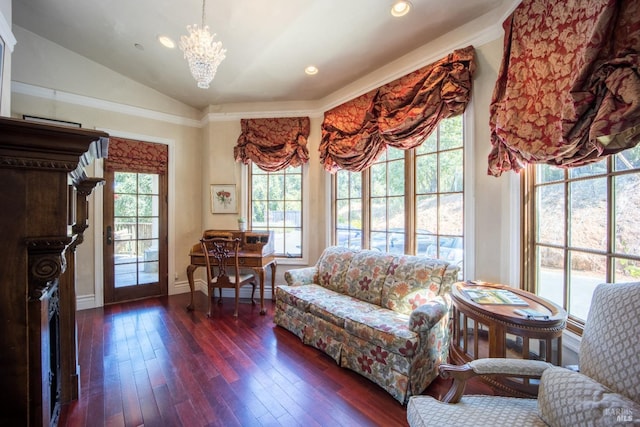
59, 292, 493, 427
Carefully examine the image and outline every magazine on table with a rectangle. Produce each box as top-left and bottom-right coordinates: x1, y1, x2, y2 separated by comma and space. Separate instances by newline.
464, 288, 528, 305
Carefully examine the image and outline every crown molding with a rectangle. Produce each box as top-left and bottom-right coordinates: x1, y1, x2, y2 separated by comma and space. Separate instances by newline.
11, 81, 202, 128
201, 107, 323, 124
11, 0, 515, 127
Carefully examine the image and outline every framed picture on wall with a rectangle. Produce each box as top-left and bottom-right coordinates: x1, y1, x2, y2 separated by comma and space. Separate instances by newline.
210, 184, 238, 213
23, 115, 82, 128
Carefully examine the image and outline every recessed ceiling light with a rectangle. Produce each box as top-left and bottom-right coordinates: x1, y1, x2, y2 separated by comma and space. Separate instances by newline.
391, 0, 412, 17
305, 65, 319, 75
157, 35, 176, 49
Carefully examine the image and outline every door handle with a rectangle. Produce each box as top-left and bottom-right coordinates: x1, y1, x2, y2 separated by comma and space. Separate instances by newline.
106, 226, 113, 245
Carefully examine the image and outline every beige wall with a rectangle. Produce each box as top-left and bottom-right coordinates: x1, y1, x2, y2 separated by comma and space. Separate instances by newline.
0, 0, 13, 116
10, 9, 518, 308
471, 37, 520, 285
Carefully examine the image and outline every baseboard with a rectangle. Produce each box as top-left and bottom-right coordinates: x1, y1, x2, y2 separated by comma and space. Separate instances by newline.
77, 280, 274, 310
76, 294, 96, 311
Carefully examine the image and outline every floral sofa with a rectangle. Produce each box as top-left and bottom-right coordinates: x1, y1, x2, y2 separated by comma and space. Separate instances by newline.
274, 246, 460, 404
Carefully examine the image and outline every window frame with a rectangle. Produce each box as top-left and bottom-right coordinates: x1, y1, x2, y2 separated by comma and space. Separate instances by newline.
248, 163, 306, 262
332, 116, 467, 277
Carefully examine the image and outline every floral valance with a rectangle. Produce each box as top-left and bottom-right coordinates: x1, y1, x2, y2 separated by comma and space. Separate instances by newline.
320, 46, 476, 172
104, 137, 168, 174
488, 0, 640, 176
234, 117, 310, 172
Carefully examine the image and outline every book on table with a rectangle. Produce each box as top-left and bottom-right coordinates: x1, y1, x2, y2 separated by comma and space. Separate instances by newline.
464, 288, 528, 305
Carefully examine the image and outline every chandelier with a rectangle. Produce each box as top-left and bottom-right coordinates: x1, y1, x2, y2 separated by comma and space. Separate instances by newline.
179, 0, 227, 89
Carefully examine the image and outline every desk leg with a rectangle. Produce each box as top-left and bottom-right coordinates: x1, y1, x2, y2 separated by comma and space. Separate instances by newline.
270, 260, 277, 300
252, 266, 267, 315
186, 264, 197, 311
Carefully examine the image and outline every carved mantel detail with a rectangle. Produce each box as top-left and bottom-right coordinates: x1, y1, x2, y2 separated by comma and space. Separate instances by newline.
26, 236, 73, 300
0, 157, 79, 172
72, 178, 104, 239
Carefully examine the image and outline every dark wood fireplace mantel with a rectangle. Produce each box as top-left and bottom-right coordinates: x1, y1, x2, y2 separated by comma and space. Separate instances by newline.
0, 117, 108, 427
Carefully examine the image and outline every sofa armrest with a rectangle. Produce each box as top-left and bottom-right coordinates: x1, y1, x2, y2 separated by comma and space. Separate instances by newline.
284, 267, 317, 286
409, 296, 449, 332
438, 359, 553, 403
468, 358, 553, 376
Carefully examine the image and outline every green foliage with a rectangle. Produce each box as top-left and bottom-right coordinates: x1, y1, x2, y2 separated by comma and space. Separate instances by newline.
250, 164, 302, 227
114, 172, 156, 218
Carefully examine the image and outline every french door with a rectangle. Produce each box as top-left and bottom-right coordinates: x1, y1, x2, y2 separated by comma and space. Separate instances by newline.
103, 169, 168, 304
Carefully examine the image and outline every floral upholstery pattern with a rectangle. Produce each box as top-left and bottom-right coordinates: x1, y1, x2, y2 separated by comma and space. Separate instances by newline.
275, 246, 458, 404
301, 315, 345, 363
282, 266, 316, 287
343, 308, 416, 353
344, 250, 395, 305
308, 294, 379, 327
315, 246, 355, 293
381, 255, 457, 314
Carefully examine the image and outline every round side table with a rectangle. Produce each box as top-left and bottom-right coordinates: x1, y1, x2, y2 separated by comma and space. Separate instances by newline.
449, 281, 567, 397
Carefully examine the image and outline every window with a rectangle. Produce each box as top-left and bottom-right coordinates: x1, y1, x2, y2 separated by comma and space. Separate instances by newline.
333, 116, 465, 273
524, 144, 640, 334
250, 164, 302, 257
370, 147, 406, 253
335, 170, 362, 251
415, 116, 464, 266
112, 172, 161, 287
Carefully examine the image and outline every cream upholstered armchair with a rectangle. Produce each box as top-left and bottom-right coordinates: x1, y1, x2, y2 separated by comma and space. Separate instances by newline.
407, 282, 640, 427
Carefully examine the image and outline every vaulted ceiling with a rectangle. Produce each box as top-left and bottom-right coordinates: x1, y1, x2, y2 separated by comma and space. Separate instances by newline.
12, 0, 509, 110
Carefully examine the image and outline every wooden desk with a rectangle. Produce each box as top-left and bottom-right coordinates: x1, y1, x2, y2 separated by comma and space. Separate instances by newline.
450, 281, 567, 397
186, 233, 276, 315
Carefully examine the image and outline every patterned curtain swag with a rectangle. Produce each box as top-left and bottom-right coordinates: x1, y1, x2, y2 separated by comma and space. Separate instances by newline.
319, 45, 476, 173
234, 117, 310, 172
488, 0, 640, 176
104, 137, 168, 174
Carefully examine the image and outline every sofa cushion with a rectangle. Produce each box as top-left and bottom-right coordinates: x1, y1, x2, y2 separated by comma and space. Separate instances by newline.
344, 250, 395, 304
275, 284, 340, 312
316, 246, 356, 293
308, 294, 379, 328
381, 256, 449, 315
538, 367, 640, 427
343, 308, 418, 357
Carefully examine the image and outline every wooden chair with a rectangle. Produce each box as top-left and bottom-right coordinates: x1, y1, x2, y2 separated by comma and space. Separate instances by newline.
200, 237, 256, 317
